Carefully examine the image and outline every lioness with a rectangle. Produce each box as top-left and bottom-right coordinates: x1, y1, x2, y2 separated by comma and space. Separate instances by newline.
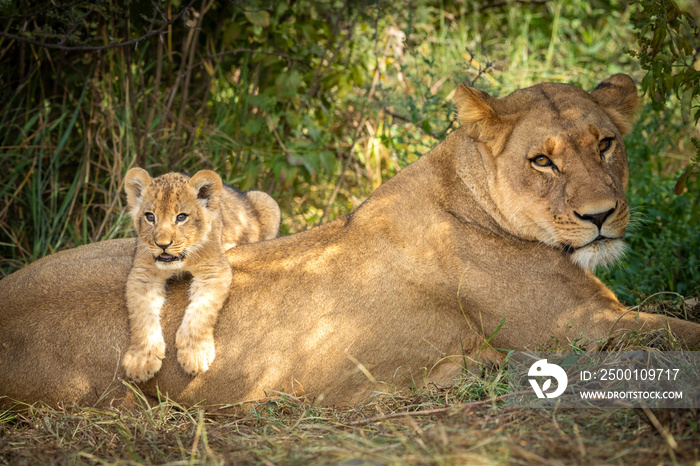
0, 74, 698, 409
122, 168, 281, 382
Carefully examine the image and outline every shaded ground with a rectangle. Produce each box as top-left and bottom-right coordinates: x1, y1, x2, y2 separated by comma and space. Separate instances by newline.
1, 389, 698, 465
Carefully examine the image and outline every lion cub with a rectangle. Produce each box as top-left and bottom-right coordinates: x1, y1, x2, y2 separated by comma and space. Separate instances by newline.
122, 168, 280, 382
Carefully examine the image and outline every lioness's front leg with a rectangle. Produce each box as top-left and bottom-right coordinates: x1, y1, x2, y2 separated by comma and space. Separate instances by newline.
176, 264, 232, 376
606, 307, 700, 345
122, 268, 167, 382
546, 301, 700, 348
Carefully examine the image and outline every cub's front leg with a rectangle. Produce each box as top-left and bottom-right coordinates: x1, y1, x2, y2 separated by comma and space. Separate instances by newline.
122, 268, 168, 382
176, 262, 233, 376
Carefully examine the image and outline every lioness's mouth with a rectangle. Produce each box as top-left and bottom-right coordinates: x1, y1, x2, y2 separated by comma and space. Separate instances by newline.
562, 236, 620, 254
562, 244, 576, 254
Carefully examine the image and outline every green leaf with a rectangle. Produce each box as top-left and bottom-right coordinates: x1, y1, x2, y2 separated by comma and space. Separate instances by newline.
680, 89, 692, 125
674, 162, 698, 195
240, 162, 259, 191
350, 65, 365, 87
242, 118, 263, 137
274, 2, 288, 18
481, 317, 505, 349
222, 22, 240, 48
248, 94, 277, 111
286, 151, 305, 167
244, 10, 270, 28
302, 152, 320, 175
275, 70, 304, 98
320, 151, 337, 174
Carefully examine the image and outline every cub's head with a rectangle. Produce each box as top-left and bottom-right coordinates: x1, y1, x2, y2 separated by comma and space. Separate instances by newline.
455, 74, 639, 270
124, 168, 224, 269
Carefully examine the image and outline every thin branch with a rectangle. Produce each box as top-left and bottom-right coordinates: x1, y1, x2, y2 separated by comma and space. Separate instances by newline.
0, 0, 198, 52
56, 7, 97, 47
316, 2, 379, 225
0, 0, 84, 20
383, 108, 455, 141
307, 1, 359, 99
267, 116, 297, 165
438, 119, 456, 140
193, 48, 307, 70
317, 106, 366, 226
641, 406, 681, 453
141, 6, 166, 164
176, 0, 215, 140
154, 99, 198, 133
463, 47, 496, 87
383, 108, 410, 123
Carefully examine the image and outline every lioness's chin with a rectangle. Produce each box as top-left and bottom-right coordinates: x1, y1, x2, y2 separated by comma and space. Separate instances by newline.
570, 239, 626, 270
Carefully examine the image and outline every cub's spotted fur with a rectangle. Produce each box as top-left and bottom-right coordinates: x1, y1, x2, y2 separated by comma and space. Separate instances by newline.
122, 168, 280, 382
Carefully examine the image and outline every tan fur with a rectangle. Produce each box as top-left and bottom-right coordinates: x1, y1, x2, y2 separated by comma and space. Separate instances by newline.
122, 168, 280, 382
1, 75, 698, 410
454, 74, 636, 270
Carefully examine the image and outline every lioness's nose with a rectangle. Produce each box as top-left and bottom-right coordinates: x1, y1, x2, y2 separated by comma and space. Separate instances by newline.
574, 207, 615, 229
155, 240, 172, 250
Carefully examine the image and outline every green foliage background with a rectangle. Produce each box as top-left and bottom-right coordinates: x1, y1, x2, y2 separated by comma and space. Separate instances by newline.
0, 0, 698, 304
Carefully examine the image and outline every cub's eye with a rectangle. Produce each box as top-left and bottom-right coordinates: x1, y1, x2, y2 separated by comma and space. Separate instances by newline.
532, 155, 554, 168
144, 213, 155, 223
176, 213, 188, 223
598, 138, 614, 153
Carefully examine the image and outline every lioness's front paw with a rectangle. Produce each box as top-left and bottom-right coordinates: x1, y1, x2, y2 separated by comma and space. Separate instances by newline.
175, 330, 216, 376
466, 347, 506, 375
122, 341, 166, 382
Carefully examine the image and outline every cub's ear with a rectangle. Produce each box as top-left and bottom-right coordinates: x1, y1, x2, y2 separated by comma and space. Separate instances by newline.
189, 170, 223, 208
590, 74, 639, 135
454, 83, 512, 155
124, 168, 152, 212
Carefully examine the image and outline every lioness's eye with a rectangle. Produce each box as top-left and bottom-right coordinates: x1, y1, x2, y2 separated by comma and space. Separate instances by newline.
145, 213, 155, 223
598, 138, 613, 153
176, 213, 188, 223
532, 155, 554, 167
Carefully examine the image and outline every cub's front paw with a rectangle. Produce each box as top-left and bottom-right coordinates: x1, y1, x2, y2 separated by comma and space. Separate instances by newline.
175, 329, 216, 376
122, 340, 166, 382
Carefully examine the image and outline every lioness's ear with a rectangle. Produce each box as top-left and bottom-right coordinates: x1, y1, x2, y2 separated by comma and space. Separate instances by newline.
190, 170, 223, 208
124, 168, 151, 212
590, 74, 639, 135
454, 84, 512, 155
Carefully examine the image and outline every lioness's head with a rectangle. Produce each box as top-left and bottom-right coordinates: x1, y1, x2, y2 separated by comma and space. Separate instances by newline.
124, 168, 224, 270
455, 74, 639, 270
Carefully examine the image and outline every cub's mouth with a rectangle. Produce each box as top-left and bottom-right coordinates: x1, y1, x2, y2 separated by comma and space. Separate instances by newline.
155, 253, 182, 263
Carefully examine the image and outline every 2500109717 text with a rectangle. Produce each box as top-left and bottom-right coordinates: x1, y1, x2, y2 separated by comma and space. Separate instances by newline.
581, 368, 680, 382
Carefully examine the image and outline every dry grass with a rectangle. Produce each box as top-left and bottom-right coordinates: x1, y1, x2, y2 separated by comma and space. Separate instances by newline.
2, 299, 699, 465
2, 387, 698, 465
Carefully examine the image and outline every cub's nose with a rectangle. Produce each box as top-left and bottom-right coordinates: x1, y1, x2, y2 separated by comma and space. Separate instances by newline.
574, 207, 615, 230
155, 240, 173, 251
